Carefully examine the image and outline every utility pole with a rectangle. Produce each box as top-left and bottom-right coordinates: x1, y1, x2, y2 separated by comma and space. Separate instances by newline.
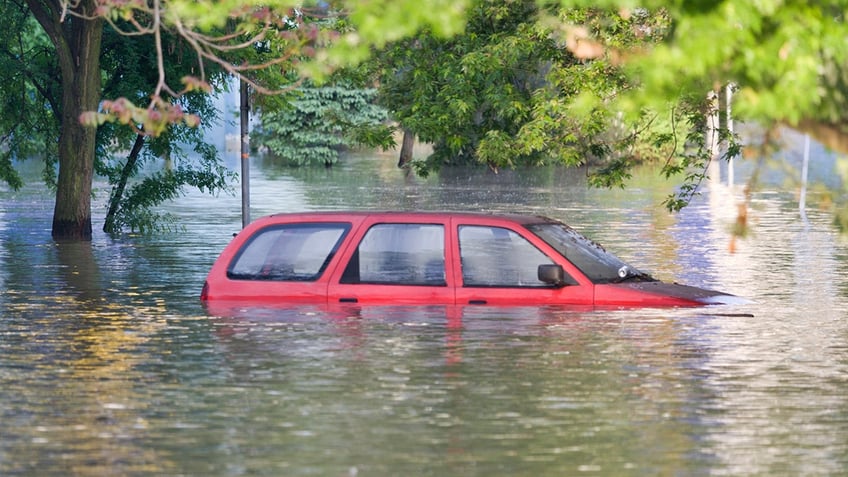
240, 80, 251, 228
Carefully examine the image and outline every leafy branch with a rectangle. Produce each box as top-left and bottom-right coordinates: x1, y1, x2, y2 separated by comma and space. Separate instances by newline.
61, 0, 333, 136
659, 93, 741, 212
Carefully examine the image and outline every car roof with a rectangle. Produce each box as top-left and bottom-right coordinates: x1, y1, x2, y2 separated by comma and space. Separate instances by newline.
262, 210, 556, 225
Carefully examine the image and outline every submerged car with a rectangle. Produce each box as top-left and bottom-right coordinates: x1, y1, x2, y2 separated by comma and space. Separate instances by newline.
201, 211, 741, 308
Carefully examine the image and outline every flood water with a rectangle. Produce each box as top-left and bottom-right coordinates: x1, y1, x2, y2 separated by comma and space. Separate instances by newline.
1, 153, 847, 476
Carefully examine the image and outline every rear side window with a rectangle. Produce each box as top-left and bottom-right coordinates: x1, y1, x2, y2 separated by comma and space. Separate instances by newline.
459, 225, 556, 287
227, 223, 350, 281
340, 223, 446, 286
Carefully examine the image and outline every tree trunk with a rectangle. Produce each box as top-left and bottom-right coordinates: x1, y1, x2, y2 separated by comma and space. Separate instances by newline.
103, 134, 146, 234
398, 128, 416, 167
27, 0, 104, 241
53, 94, 99, 240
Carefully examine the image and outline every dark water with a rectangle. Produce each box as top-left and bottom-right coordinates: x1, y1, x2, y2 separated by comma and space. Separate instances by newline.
1, 154, 847, 476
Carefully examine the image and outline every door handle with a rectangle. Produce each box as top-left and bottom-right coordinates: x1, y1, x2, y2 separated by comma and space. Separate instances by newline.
339, 297, 358, 303
468, 299, 487, 305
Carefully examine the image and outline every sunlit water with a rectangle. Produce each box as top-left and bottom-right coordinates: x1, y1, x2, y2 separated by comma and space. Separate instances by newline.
1, 153, 846, 476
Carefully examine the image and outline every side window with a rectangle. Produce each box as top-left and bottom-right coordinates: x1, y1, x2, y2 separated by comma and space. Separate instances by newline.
459, 225, 558, 287
340, 223, 446, 286
227, 223, 349, 281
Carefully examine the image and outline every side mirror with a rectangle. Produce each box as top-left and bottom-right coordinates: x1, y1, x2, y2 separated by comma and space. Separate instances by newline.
538, 264, 567, 287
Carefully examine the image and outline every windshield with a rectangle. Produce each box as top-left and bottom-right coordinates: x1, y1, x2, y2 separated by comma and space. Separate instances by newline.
526, 222, 654, 284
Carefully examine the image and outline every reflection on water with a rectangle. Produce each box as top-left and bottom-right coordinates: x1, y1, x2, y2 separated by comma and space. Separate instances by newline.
1, 154, 847, 476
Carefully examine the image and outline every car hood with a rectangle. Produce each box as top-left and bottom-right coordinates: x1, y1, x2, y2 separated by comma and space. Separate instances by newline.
597, 281, 750, 307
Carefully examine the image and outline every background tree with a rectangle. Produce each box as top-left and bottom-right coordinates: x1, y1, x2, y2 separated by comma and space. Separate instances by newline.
254, 84, 391, 167
96, 24, 234, 234
10, 0, 848, 239
1, 0, 469, 241
552, 0, 848, 150
21, 0, 103, 240
0, 2, 234, 235
551, 0, 848, 225
0, 0, 58, 189
371, 1, 679, 178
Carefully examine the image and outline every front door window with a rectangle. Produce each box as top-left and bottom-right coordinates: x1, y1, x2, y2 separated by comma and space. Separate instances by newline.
458, 225, 558, 287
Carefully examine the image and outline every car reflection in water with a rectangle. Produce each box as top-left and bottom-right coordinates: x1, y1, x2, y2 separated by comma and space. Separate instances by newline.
205, 302, 595, 367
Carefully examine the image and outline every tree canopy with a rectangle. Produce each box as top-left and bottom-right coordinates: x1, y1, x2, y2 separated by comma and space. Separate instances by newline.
4, 0, 848, 239
78, 0, 471, 130
367, 0, 846, 222
552, 0, 848, 225
1, 1, 235, 235
0, 0, 472, 240
550, 0, 848, 152
255, 85, 391, 167
371, 2, 673, 172
0, 1, 58, 190
79, 0, 848, 154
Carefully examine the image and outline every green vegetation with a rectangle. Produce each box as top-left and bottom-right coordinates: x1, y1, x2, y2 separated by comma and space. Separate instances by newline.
549, 0, 848, 228
254, 86, 392, 167
0, 2, 56, 190
97, 23, 239, 235
366, 2, 740, 214
2, 0, 848, 238
552, 0, 848, 147
372, 3, 672, 172
1, 2, 234, 235
2, 0, 467, 240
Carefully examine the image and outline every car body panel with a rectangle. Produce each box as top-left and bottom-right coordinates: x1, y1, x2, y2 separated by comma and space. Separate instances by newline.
594, 282, 740, 307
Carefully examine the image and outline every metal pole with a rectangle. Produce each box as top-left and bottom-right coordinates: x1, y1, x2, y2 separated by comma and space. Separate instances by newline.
240, 80, 250, 228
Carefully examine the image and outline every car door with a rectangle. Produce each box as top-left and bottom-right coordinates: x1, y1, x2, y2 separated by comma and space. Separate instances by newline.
450, 217, 594, 306
327, 215, 456, 305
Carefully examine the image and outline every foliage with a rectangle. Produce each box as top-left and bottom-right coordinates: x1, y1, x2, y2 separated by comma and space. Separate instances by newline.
0, 0, 58, 190
67, 0, 470, 132
254, 85, 391, 166
1, 2, 235, 234
13, 0, 469, 239
91, 0, 848, 219
550, 0, 847, 218
83, 0, 848, 155
94, 24, 236, 234
10, 0, 848, 239
551, 1, 848, 146
658, 96, 741, 212
99, 141, 234, 234
370, 1, 677, 180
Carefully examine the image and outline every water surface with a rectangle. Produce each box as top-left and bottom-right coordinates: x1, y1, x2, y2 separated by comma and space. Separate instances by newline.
1, 154, 846, 476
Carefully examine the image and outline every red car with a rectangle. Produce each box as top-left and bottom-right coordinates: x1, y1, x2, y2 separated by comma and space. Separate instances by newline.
201, 211, 740, 308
